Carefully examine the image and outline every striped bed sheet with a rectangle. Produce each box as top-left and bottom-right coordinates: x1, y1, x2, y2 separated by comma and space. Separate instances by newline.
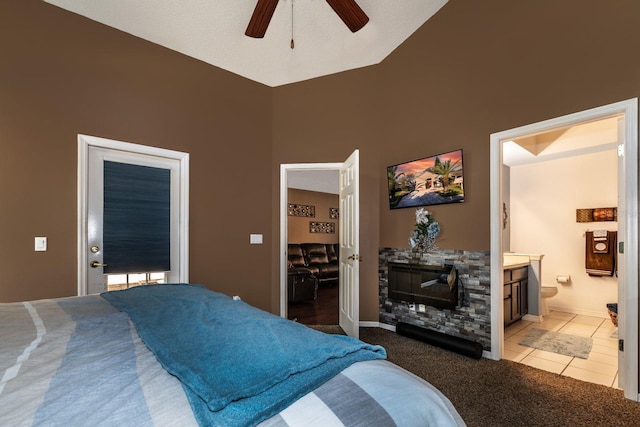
0, 295, 465, 426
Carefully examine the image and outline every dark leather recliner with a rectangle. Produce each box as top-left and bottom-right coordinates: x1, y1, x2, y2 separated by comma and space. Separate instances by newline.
301, 243, 339, 286
287, 244, 309, 273
287, 243, 339, 287
287, 244, 318, 303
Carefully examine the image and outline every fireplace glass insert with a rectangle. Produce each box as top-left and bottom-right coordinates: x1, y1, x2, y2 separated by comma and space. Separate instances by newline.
387, 262, 458, 310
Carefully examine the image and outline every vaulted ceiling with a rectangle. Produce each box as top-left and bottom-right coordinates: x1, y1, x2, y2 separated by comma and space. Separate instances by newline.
44, 0, 448, 87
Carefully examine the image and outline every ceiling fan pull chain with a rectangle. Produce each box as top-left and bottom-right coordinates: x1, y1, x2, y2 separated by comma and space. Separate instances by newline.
290, 0, 295, 49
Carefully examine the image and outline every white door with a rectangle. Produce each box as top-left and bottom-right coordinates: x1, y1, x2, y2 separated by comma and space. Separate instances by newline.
339, 150, 360, 338
78, 135, 189, 296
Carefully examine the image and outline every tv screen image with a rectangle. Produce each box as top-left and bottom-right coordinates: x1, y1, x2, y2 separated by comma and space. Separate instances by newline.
387, 149, 464, 209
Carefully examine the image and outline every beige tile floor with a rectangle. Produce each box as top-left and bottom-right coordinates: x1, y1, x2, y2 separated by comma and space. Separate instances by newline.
504, 310, 619, 388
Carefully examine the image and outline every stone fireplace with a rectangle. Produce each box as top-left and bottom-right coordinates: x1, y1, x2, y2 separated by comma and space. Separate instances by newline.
379, 247, 492, 352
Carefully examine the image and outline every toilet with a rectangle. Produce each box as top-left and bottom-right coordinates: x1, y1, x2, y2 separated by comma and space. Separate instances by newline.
540, 285, 558, 316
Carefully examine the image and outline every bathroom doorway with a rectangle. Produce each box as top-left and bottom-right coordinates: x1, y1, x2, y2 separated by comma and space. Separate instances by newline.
490, 98, 639, 401
503, 118, 619, 388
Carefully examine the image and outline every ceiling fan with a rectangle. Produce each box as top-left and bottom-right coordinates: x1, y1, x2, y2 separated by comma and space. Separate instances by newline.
245, 0, 369, 38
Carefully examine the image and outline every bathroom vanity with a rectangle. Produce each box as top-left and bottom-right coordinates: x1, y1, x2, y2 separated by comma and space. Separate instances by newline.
504, 253, 544, 321
504, 265, 528, 325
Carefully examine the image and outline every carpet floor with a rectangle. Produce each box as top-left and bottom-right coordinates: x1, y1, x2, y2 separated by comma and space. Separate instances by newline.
310, 325, 640, 427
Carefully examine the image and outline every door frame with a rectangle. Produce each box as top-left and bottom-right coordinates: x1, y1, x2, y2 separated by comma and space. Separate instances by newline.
77, 134, 190, 296
489, 98, 638, 401
279, 161, 357, 325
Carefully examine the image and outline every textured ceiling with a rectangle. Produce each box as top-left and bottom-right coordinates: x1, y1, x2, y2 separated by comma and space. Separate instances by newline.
288, 170, 339, 194
44, 0, 448, 87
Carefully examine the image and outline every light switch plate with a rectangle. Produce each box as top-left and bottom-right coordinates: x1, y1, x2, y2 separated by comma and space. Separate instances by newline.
35, 237, 47, 252
250, 234, 263, 244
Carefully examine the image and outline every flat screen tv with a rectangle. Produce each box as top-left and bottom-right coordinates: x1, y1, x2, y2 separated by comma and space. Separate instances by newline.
387, 149, 464, 209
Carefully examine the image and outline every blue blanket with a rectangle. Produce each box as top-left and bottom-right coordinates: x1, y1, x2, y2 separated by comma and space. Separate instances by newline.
102, 284, 386, 427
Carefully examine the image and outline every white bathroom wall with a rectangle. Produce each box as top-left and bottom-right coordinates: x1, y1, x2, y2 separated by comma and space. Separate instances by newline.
509, 150, 618, 318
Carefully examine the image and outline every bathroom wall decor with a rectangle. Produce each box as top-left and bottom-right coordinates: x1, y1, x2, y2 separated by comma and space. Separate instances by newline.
585, 230, 617, 276
576, 207, 617, 222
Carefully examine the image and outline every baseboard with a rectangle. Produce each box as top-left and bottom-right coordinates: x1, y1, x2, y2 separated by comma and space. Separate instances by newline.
359, 321, 377, 328
360, 321, 397, 332
547, 304, 609, 319
522, 314, 543, 323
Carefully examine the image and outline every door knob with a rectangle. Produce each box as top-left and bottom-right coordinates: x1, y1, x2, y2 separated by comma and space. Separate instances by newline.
90, 261, 108, 268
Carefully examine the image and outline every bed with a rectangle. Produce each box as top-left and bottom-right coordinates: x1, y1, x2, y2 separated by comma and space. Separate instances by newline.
0, 284, 465, 426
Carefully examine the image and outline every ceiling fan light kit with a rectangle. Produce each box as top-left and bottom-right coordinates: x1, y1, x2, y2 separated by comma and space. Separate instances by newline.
245, 0, 369, 39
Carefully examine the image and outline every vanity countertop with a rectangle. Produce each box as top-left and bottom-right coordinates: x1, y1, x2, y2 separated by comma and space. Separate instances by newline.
503, 253, 531, 269
503, 261, 529, 269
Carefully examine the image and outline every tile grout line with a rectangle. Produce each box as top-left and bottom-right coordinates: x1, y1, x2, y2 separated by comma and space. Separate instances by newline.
565, 313, 617, 386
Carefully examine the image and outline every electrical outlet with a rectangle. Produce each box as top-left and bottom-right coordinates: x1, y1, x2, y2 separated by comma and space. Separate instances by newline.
408, 303, 416, 311
418, 304, 426, 313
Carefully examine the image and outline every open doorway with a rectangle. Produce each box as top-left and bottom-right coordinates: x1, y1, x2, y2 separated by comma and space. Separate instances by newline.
286, 171, 340, 325
490, 98, 639, 401
503, 118, 619, 387
280, 150, 361, 338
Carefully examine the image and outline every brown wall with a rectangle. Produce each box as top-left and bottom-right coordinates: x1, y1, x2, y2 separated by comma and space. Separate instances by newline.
0, 1, 273, 309
272, 70, 382, 317
2, 1, 640, 324
272, 0, 640, 320
287, 189, 339, 244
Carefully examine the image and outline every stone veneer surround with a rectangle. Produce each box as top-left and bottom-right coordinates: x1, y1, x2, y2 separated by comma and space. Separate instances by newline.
379, 248, 492, 352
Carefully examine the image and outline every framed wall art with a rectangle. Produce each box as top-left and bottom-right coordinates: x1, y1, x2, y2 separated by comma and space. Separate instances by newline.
309, 221, 335, 234
288, 203, 315, 217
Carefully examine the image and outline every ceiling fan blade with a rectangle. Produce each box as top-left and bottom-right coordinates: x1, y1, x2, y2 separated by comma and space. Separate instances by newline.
326, 0, 369, 33
245, 0, 279, 38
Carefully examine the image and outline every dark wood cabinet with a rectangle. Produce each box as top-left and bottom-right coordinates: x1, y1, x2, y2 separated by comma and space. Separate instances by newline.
504, 266, 528, 325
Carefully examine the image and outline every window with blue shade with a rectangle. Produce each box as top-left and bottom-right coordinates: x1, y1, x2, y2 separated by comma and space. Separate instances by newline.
103, 161, 171, 274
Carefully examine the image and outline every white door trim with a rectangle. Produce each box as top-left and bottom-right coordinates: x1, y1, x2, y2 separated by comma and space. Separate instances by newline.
279, 162, 344, 319
77, 134, 190, 296
489, 98, 638, 401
